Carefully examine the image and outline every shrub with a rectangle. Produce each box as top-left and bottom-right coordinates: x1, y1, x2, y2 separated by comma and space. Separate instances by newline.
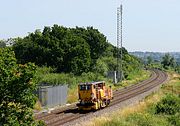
0, 48, 43, 125
155, 94, 180, 115
168, 113, 180, 126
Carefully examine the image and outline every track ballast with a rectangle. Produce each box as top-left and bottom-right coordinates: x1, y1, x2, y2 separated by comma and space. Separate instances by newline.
35, 69, 168, 126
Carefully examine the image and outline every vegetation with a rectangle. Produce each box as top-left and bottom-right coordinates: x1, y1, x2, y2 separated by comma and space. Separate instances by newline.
155, 94, 180, 115
13, 25, 142, 77
175, 65, 180, 73
0, 48, 43, 125
0, 24, 146, 125
13, 26, 107, 75
132, 52, 180, 74
161, 53, 176, 70
84, 72, 180, 126
139, 52, 180, 73
131, 51, 180, 65
0, 40, 6, 48
36, 69, 150, 103
11, 25, 145, 103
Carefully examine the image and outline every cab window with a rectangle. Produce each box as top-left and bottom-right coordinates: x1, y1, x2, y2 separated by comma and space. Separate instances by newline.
80, 85, 91, 90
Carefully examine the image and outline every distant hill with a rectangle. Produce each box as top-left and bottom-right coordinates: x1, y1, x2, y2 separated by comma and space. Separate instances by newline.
130, 51, 180, 64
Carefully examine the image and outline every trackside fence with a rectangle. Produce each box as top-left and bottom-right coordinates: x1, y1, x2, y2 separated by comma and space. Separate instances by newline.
36, 84, 68, 107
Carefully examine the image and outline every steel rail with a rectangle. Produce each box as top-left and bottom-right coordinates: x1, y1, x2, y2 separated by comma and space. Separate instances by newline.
36, 70, 168, 126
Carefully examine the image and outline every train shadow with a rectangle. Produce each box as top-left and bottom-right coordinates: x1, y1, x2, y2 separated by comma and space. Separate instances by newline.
62, 108, 93, 114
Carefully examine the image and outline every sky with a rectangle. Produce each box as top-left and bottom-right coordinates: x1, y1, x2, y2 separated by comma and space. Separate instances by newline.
0, 0, 180, 52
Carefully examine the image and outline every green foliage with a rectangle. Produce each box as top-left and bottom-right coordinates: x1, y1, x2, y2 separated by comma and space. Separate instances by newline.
13, 24, 143, 77
13, 25, 109, 75
93, 58, 108, 76
40, 73, 76, 87
0, 48, 43, 125
123, 54, 142, 79
125, 113, 169, 126
71, 26, 108, 60
100, 57, 117, 71
175, 65, 180, 73
101, 113, 169, 126
126, 69, 143, 80
155, 94, 180, 115
38, 71, 106, 88
36, 66, 56, 83
161, 53, 176, 69
168, 113, 180, 126
0, 40, 6, 48
62, 35, 91, 75
147, 56, 153, 65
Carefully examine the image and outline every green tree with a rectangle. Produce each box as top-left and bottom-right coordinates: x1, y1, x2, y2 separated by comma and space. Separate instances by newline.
85, 27, 108, 60
0, 40, 6, 48
161, 53, 176, 69
62, 35, 91, 75
71, 27, 108, 60
93, 58, 108, 76
13, 25, 109, 75
0, 48, 42, 125
13, 30, 64, 70
12, 24, 143, 77
175, 65, 180, 73
100, 56, 117, 71
147, 56, 153, 65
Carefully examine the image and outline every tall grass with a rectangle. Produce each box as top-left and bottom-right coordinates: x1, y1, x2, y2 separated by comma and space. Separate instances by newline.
36, 67, 151, 103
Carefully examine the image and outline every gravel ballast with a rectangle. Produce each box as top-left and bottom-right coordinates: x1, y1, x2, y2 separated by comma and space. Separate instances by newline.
64, 77, 169, 126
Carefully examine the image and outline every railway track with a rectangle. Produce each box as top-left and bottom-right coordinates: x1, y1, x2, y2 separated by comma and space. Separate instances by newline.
35, 69, 168, 126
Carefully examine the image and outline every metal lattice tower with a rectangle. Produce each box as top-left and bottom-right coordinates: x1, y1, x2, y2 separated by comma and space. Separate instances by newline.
117, 4, 123, 82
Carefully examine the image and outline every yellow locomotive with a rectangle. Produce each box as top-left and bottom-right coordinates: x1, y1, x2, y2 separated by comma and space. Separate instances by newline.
77, 81, 113, 111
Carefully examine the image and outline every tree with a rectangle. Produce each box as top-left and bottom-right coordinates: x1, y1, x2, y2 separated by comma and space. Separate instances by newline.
174, 64, 180, 73
12, 24, 142, 77
13, 25, 109, 75
0, 48, 42, 125
71, 27, 108, 60
13, 30, 64, 69
170, 57, 176, 68
147, 56, 153, 65
161, 53, 176, 69
93, 58, 108, 76
62, 35, 91, 75
0, 40, 6, 48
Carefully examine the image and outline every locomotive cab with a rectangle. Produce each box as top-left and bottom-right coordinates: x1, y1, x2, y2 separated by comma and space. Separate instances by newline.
77, 81, 113, 111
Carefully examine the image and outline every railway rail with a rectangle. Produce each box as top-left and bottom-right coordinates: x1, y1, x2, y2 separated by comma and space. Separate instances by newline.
35, 69, 168, 126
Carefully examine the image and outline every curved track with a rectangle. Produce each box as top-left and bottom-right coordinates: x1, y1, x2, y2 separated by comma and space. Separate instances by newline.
35, 69, 168, 126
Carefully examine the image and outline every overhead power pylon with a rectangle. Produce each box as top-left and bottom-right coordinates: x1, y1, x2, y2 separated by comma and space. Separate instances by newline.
115, 4, 123, 84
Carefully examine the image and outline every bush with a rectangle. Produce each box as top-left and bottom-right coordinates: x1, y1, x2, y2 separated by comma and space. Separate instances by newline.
155, 94, 180, 115
168, 113, 180, 126
0, 48, 43, 125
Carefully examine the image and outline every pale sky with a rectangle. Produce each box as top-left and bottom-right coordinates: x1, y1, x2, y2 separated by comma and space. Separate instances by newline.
0, 0, 180, 52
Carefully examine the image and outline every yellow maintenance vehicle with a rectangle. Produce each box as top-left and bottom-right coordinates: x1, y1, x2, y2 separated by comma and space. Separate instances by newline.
77, 81, 113, 111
